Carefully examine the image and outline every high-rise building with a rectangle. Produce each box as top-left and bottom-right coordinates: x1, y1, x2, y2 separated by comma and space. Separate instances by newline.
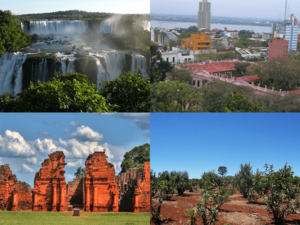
197, 0, 211, 30
275, 14, 299, 51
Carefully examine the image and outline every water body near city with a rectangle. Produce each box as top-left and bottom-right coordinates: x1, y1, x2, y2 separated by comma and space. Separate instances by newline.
0, 18, 150, 96
151, 20, 274, 33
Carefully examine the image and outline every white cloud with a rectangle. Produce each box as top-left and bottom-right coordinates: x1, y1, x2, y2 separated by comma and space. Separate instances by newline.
21, 163, 34, 173
64, 128, 68, 134
0, 130, 35, 157
70, 126, 104, 142
64, 139, 111, 159
37, 131, 50, 136
65, 174, 75, 180
34, 138, 57, 153
25, 157, 38, 165
66, 159, 83, 167
107, 144, 126, 158
69, 121, 80, 127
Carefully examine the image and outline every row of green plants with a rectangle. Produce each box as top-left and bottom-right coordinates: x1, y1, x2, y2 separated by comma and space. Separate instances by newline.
0, 71, 150, 112
151, 163, 300, 224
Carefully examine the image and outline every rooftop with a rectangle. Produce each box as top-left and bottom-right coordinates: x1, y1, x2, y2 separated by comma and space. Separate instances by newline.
188, 62, 237, 73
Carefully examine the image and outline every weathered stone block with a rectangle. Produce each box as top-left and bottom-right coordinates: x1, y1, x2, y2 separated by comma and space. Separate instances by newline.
84, 152, 119, 212
32, 151, 67, 212
0, 164, 32, 211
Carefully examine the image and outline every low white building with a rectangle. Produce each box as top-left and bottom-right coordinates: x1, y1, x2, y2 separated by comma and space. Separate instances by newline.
161, 47, 195, 64
235, 47, 261, 59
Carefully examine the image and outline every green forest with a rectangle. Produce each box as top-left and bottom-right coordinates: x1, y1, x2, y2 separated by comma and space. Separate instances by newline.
0, 10, 32, 56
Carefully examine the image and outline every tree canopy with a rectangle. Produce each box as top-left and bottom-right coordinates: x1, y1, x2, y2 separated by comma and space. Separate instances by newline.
0, 10, 32, 56
99, 72, 150, 112
74, 167, 86, 178
120, 143, 150, 173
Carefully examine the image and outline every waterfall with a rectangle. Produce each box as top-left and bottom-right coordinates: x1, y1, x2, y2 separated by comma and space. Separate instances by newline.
60, 59, 76, 75
0, 52, 27, 96
92, 57, 109, 90
21, 20, 87, 35
31, 58, 48, 84
99, 20, 118, 34
131, 55, 148, 79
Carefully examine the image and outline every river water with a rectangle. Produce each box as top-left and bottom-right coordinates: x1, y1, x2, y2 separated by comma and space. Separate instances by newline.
151, 20, 273, 33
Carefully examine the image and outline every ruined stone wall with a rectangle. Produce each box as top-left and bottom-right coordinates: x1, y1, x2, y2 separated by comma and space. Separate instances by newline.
67, 177, 85, 209
84, 151, 119, 212
33, 151, 67, 212
117, 162, 150, 212
0, 164, 32, 211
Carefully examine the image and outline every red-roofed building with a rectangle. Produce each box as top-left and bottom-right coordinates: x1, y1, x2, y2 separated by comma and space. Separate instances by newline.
188, 61, 236, 76
289, 89, 300, 95
234, 75, 259, 82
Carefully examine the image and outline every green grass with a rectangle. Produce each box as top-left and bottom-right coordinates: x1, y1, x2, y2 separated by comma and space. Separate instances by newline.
0, 211, 150, 225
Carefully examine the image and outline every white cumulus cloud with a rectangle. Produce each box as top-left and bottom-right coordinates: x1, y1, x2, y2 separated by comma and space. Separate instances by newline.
70, 125, 104, 142
34, 138, 57, 153
66, 159, 83, 167
25, 157, 38, 165
21, 163, 34, 173
0, 130, 35, 157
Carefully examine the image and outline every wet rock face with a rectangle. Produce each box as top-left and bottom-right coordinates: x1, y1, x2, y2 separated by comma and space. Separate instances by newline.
0, 164, 32, 211
116, 162, 150, 212
74, 56, 98, 84
22, 57, 61, 91
33, 151, 67, 212
84, 152, 119, 212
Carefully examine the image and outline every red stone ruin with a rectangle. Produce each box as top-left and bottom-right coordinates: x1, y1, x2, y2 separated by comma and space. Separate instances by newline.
116, 162, 150, 212
33, 151, 67, 211
84, 152, 119, 212
0, 151, 150, 213
0, 164, 32, 211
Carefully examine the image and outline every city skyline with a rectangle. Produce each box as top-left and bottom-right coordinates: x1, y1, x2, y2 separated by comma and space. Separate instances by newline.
151, 0, 300, 20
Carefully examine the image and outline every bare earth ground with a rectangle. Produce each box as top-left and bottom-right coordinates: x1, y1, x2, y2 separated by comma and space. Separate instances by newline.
151, 189, 300, 225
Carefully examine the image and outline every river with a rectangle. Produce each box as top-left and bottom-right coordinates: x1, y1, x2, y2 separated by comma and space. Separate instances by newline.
150, 20, 273, 33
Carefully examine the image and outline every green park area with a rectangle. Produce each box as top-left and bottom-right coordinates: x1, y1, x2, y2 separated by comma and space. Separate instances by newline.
0, 211, 150, 225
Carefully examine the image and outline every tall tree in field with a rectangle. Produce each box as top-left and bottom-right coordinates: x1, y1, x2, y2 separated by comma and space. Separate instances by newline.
218, 166, 227, 177
74, 167, 86, 178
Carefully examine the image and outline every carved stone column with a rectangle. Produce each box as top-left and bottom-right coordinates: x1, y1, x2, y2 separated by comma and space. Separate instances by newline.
60, 182, 66, 212
33, 192, 38, 211
85, 180, 90, 212
12, 190, 18, 211
93, 184, 98, 212
52, 180, 57, 211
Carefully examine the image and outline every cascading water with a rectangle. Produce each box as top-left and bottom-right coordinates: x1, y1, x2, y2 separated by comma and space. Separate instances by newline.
0, 52, 27, 96
99, 20, 118, 34
131, 55, 148, 79
21, 20, 87, 35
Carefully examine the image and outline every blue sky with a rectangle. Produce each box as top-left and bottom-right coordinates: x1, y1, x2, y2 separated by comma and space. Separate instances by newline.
151, 0, 300, 20
1, 0, 150, 15
0, 113, 150, 187
151, 113, 300, 179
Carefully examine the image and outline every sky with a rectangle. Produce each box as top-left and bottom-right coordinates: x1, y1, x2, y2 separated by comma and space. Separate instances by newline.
1, 0, 150, 15
151, 0, 300, 20
0, 113, 150, 187
151, 113, 300, 179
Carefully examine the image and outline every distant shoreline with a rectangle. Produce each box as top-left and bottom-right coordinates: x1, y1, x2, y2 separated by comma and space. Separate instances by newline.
150, 20, 272, 27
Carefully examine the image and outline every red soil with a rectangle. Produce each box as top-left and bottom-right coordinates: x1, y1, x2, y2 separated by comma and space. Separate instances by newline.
151, 189, 300, 225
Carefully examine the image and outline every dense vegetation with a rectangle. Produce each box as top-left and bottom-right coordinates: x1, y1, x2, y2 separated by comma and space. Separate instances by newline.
0, 71, 150, 112
0, 10, 32, 56
99, 72, 150, 112
151, 163, 300, 224
120, 143, 150, 174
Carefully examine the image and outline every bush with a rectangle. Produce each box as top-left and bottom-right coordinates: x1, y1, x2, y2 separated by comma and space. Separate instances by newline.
235, 162, 253, 198
100, 72, 150, 112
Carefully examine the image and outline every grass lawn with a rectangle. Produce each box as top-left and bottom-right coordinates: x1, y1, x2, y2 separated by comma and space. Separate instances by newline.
0, 211, 150, 225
